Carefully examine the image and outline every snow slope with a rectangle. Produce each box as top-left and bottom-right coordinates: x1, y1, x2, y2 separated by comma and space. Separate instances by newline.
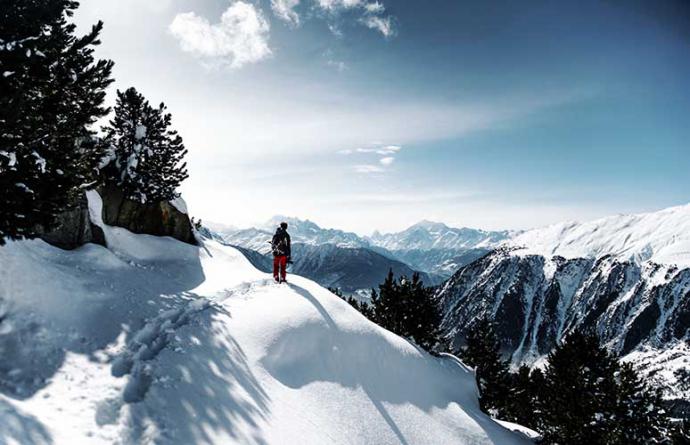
0, 193, 527, 444
507, 203, 690, 267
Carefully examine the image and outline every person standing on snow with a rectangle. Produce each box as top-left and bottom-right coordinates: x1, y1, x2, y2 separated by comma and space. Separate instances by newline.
271, 222, 291, 283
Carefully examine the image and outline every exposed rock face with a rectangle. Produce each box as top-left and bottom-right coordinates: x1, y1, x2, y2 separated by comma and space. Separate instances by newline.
436, 248, 690, 401
438, 248, 690, 360
99, 185, 196, 245
39, 193, 105, 250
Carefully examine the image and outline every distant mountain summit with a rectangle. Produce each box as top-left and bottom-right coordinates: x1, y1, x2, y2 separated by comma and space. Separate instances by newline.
368, 220, 513, 251
207, 216, 509, 292
262, 215, 368, 249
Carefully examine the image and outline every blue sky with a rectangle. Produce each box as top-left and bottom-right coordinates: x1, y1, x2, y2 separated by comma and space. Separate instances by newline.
75, 0, 690, 233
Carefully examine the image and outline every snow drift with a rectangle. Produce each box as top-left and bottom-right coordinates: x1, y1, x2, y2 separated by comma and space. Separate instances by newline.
0, 192, 529, 444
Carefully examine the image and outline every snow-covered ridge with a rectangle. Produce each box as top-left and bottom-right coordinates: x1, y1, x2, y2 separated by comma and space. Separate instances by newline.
506, 203, 690, 267
0, 193, 528, 444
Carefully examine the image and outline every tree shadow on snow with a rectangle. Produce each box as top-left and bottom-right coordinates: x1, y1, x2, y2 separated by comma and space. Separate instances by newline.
260, 283, 520, 445
0, 240, 208, 401
120, 304, 271, 444
0, 239, 271, 442
0, 398, 53, 444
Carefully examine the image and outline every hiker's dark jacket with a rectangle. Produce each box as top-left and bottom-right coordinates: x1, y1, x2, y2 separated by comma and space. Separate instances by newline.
271, 228, 291, 257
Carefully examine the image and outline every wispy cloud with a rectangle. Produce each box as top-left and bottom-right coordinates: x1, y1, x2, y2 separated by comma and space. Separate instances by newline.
271, 0, 300, 26
311, 0, 396, 38
341, 143, 402, 173
347, 145, 401, 155
360, 15, 395, 38
354, 164, 385, 174
324, 48, 347, 71
169, 1, 271, 69
316, 0, 365, 11
327, 59, 348, 72
363, 1, 385, 14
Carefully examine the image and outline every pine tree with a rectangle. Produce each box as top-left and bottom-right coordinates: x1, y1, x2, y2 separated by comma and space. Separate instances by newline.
371, 269, 400, 333
540, 330, 619, 444
370, 270, 442, 352
530, 367, 547, 431
461, 316, 511, 417
328, 287, 344, 298
0, 0, 113, 244
610, 362, 668, 443
400, 272, 442, 351
504, 365, 539, 429
102, 87, 188, 203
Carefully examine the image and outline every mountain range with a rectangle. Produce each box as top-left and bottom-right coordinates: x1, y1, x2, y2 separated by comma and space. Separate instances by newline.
211, 204, 690, 412
206, 217, 511, 293
436, 204, 690, 412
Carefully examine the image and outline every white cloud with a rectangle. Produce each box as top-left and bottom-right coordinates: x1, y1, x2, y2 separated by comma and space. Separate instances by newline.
343, 144, 400, 173
364, 2, 385, 14
316, 0, 364, 11
360, 15, 395, 38
271, 0, 300, 26
351, 144, 401, 155
314, 0, 395, 38
354, 164, 384, 174
380, 145, 400, 154
169, 1, 271, 69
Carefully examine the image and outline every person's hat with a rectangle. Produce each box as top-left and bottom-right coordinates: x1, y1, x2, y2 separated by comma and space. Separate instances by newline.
280, 222, 288, 229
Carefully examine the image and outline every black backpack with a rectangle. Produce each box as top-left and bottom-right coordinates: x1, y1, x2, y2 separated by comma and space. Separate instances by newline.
272, 230, 289, 256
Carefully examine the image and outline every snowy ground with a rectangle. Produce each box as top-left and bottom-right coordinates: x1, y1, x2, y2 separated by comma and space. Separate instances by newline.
0, 193, 529, 444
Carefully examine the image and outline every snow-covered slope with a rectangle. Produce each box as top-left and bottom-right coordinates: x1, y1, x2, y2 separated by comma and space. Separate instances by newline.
0, 194, 528, 444
507, 204, 690, 267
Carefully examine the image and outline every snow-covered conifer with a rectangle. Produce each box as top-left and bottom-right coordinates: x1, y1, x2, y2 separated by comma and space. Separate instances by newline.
101, 87, 188, 203
0, 0, 113, 244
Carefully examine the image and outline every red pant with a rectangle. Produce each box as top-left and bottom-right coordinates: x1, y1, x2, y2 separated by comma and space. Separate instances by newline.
273, 255, 287, 282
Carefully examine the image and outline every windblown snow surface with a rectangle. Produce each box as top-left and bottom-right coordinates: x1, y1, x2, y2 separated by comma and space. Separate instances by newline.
0, 192, 529, 444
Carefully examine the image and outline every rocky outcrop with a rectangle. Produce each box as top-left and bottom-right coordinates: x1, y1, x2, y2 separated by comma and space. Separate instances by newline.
436, 248, 690, 401
99, 185, 196, 245
437, 248, 690, 361
39, 193, 106, 250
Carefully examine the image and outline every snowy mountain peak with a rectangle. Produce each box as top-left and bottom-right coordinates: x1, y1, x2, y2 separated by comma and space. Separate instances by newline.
370, 221, 511, 252
410, 220, 449, 231
506, 203, 690, 267
263, 215, 321, 232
